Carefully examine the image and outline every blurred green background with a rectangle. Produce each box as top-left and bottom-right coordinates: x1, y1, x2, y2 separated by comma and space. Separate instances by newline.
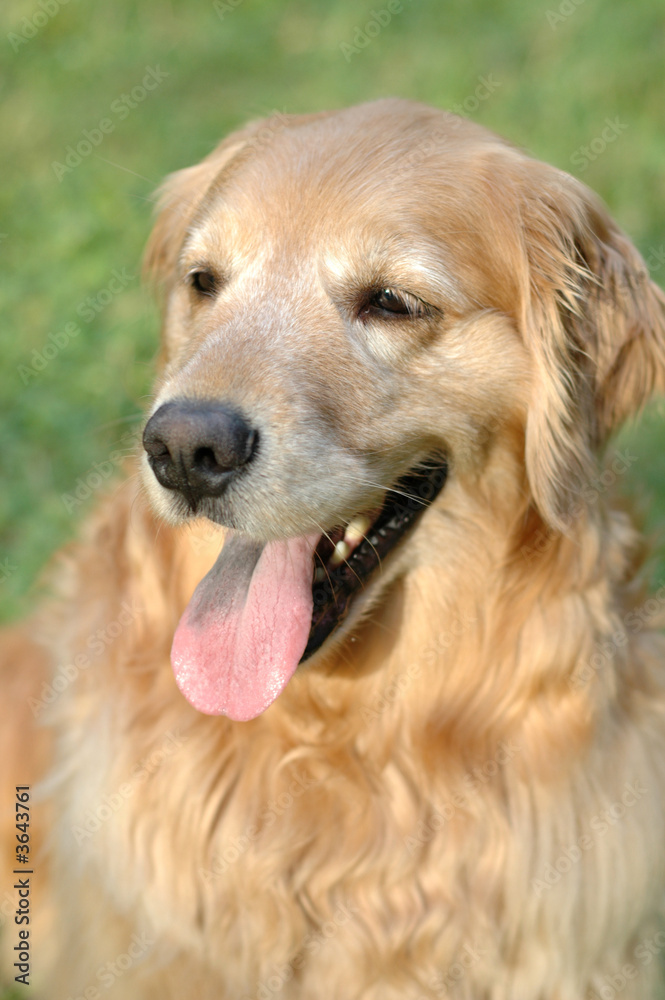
1, 0, 665, 624
0, 1, 664, 996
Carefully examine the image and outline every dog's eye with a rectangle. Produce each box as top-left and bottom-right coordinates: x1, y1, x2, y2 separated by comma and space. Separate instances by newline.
361, 287, 426, 319
189, 269, 219, 297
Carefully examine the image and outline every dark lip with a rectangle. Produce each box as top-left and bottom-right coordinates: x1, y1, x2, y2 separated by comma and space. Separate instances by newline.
300, 456, 449, 661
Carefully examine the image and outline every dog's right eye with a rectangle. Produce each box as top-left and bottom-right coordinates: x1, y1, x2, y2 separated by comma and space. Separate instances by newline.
359, 287, 430, 320
188, 269, 219, 297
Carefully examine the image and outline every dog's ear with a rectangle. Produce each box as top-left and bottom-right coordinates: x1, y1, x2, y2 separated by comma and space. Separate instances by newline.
143, 169, 211, 290
143, 136, 243, 289
519, 162, 665, 531
143, 113, 298, 289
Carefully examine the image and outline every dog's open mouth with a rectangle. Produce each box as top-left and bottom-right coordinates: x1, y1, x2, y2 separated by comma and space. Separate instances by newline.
171, 457, 448, 721
304, 457, 448, 660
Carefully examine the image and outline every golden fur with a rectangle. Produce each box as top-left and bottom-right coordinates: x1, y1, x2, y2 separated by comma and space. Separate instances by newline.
3, 98, 665, 998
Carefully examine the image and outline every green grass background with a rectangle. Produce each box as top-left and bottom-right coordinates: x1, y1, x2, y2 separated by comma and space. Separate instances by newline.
0, 0, 664, 994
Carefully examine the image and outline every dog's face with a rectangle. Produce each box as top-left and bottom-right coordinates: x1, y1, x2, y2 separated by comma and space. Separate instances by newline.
140, 99, 665, 721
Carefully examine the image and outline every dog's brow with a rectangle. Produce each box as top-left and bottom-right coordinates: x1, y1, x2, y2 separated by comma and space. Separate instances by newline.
180, 216, 267, 274
406, 259, 465, 305
322, 243, 466, 307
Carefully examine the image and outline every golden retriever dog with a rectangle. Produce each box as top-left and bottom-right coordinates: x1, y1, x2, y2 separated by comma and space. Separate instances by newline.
2, 98, 665, 999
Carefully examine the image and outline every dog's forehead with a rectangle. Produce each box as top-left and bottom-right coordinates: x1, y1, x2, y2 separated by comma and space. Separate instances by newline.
195, 102, 512, 236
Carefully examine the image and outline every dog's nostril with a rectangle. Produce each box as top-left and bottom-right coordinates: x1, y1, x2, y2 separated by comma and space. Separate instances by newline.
144, 438, 171, 461
194, 447, 220, 472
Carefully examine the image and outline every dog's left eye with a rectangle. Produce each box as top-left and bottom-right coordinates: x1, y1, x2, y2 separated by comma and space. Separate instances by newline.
361, 287, 427, 319
188, 269, 219, 297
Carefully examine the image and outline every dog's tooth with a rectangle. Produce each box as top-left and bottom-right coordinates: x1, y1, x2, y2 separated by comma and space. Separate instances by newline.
344, 515, 371, 547
313, 566, 327, 583
330, 540, 351, 566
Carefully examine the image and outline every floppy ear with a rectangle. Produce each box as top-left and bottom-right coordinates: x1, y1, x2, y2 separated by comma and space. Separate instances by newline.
142, 131, 253, 290
519, 162, 665, 531
142, 108, 339, 291
143, 112, 300, 289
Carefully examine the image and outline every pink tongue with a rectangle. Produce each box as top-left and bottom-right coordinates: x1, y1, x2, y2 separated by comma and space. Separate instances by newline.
171, 532, 319, 721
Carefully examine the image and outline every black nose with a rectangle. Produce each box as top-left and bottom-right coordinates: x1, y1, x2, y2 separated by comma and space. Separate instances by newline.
143, 401, 258, 505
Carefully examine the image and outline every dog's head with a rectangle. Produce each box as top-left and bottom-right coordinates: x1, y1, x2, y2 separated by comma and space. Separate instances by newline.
140, 99, 665, 720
